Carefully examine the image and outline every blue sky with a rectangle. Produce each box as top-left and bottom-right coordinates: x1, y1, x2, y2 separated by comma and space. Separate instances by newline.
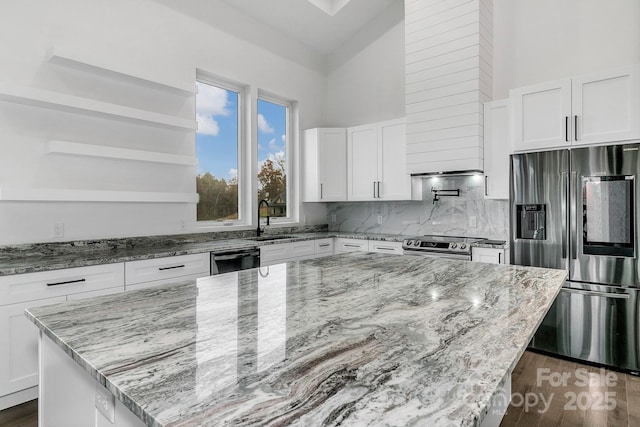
196, 82, 286, 182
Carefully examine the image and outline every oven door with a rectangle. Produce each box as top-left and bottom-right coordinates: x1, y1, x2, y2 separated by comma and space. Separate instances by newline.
403, 250, 471, 261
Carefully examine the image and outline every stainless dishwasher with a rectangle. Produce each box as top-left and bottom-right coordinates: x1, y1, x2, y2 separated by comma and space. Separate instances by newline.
210, 248, 260, 275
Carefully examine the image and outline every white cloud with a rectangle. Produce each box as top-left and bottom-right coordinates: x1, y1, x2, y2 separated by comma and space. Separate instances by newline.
268, 138, 278, 149
196, 82, 231, 117
281, 134, 286, 143
258, 114, 274, 134
196, 113, 220, 136
228, 168, 238, 179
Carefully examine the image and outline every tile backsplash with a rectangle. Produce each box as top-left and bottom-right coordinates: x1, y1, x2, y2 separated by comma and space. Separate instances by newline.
327, 175, 510, 241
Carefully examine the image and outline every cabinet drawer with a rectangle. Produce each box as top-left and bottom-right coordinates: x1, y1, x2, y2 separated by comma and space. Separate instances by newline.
335, 238, 368, 253
314, 238, 334, 257
0, 263, 124, 306
124, 253, 209, 286
125, 273, 202, 292
368, 241, 404, 255
260, 240, 315, 265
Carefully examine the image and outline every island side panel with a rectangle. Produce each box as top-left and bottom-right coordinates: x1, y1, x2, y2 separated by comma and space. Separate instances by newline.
39, 332, 146, 427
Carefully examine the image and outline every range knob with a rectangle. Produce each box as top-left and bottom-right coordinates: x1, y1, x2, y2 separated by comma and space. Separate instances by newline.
451, 243, 458, 249
460, 243, 467, 250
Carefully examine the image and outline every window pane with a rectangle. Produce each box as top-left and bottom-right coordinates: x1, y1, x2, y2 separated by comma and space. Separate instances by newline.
196, 81, 239, 222
257, 99, 287, 218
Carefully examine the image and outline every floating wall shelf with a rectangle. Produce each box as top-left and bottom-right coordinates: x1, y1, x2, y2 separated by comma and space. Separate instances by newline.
0, 84, 197, 131
0, 188, 199, 203
47, 140, 198, 166
48, 49, 197, 96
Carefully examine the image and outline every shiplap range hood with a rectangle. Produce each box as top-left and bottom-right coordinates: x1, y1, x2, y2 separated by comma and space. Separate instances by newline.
405, 0, 493, 176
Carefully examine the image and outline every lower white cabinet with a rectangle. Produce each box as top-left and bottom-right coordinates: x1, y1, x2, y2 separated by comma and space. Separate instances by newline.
368, 240, 404, 255
260, 239, 333, 266
335, 238, 369, 253
0, 263, 124, 410
124, 253, 210, 289
472, 247, 508, 265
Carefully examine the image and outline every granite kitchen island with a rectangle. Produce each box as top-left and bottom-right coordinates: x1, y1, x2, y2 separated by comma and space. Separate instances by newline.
26, 253, 566, 427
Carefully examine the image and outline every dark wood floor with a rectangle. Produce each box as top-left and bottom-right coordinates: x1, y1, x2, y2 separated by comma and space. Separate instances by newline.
1, 351, 638, 426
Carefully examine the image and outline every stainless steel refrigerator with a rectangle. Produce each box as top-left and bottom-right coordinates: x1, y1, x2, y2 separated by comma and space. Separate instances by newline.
510, 143, 640, 372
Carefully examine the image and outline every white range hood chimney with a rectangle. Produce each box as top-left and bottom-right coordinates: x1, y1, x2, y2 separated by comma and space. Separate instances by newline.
405, 0, 493, 175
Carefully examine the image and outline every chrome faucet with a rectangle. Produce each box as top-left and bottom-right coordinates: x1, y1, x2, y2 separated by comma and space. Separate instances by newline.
257, 199, 270, 237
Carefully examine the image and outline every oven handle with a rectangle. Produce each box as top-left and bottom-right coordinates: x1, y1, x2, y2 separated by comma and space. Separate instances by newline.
562, 287, 630, 299
403, 250, 470, 261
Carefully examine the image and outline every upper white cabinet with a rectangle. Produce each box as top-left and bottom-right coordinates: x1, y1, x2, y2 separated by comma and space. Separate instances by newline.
572, 66, 640, 145
511, 79, 572, 151
512, 65, 640, 152
483, 99, 510, 199
302, 128, 347, 202
347, 118, 413, 201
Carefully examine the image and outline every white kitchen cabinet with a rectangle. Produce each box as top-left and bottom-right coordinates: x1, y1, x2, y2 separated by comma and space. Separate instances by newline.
260, 239, 336, 266
124, 253, 210, 290
368, 240, 403, 255
483, 99, 510, 199
472, 247, 508, 265
0, 263, 124, 410
335, 238, 369, 253
571, 65, 640, 145
512, 65, 640, 152
511, 78, 572, 152
302, 128, 347, 202
313, 238, 335, 258
347, 118, 413, 201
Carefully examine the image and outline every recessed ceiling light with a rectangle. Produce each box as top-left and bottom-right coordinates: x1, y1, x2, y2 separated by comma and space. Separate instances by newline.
307, 0, 352, 16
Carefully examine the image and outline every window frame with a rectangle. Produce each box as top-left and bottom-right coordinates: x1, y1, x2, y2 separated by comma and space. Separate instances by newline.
195, 72, 247, 228
256, 92, 295, 224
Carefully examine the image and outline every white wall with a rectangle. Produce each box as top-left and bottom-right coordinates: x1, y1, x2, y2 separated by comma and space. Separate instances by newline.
493, 0, 640, 99
0, 0, 327, 244
324, 1, 405, 127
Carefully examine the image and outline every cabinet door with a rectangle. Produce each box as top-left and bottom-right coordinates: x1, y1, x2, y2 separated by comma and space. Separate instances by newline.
260, 241, 315, 266
472, 247, 505, 264
572, 65, 640, 145
483, 100, 510, 199
378, 119, 411, 200
318, 128, 347, 201
313, 238, 335, 258
0, 296, 65, 397
348, 124, 378, 201
511, 79, 572, 151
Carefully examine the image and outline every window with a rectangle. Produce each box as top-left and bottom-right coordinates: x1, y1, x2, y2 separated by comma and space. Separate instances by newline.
257, 97, 289, 220
195, 79, 241, 222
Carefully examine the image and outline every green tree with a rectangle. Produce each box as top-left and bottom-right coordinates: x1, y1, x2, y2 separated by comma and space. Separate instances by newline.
258, 158, 286, 217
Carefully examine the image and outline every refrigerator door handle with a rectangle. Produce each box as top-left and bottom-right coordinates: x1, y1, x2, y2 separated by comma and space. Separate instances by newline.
570, 171, 578, 260
561, 172, 568, 259
562, 287, 630, 299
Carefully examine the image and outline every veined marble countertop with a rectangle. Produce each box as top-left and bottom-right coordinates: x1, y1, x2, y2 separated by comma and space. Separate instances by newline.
0, 230, 407, 276
27, 253, 567, 427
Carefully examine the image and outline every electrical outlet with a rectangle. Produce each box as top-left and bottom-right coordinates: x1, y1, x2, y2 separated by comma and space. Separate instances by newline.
95, 386, 115, 422
469, 216, 477, 228
52, 222, 64, 238
180, 219, 186, 231
377, 215, 383, 225
331, 214, 336, 223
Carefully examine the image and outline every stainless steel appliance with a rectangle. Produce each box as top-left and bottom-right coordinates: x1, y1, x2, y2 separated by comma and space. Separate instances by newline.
510, 143, 640, 372
211, 248, 260, 275
402, 235, 486, 260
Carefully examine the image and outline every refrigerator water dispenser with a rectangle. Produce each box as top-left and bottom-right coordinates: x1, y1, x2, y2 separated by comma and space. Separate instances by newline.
517, 204, 546, 240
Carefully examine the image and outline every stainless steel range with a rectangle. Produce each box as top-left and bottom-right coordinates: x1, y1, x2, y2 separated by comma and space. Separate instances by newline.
402, 235, 486, 260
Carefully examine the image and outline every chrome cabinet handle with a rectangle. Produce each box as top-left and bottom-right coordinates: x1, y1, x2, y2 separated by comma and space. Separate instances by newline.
344, 244, 360, 248
377, 247, 395, 251
318, 243, 331, 247
47, 278, 86, 287
158, 264, 185, 271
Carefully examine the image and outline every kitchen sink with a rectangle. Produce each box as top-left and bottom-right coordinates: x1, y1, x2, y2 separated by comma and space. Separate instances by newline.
250, 235, 295, 241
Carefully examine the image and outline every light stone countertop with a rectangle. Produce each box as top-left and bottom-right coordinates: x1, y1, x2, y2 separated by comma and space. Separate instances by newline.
26, 253, 567, 427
